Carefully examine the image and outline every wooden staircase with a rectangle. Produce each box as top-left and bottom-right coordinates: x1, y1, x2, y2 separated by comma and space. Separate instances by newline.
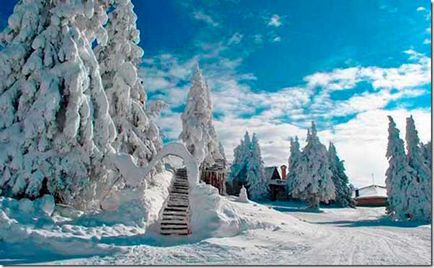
160, 168, 191, 236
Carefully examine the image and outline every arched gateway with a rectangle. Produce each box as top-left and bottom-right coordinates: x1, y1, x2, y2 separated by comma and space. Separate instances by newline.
112, 143, 198, 236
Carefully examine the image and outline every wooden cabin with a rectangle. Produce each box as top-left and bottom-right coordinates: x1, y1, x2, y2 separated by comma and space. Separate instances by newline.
200, 159, 226, 195
353, 185, 387, 206
267, 165, 289, 201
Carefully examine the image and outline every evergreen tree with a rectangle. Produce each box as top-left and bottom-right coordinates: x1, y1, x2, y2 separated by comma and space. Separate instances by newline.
179, 64, 223, 168
227, 132, 250, 184
94, 0, 162, 178
245, 133, 269, 200
289, 122, 335, 209
0, 0, 117, 209
328, 142, 354, 207
286, 136, 301, 194
385, 116, 414, 220
405, 116, 431, 221
421, 141, 432, 172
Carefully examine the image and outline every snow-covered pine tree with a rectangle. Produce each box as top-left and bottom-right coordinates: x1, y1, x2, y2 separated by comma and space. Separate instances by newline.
94, 0, 162, 180
218, 141, 227, 166
286, 136, 301, 194
245, 133, 269, 200
227, 132, 250, 185
422, 141, 432, 172
385, 116, 414, 220
290, 122, 335, 209
179, 63, 223, 168
0, 0, 117, 209
227, 141, 243, 185
328, 142, 354, 207
405, 116, 431, 221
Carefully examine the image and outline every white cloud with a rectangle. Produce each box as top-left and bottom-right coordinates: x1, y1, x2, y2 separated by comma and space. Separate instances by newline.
142, 49, 431, 189
326, 108, 431, 188
193, 11, 219, 27
417, 6, 426, 12
253, 34, 264, 44
272, 36, 281, 42
228, 33, 243, 45
267, 14, 282, 27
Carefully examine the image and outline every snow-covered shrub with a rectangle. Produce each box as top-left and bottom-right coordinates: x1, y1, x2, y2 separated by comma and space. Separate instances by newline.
328, 142, 354, 207
0, 0, 117, 209
289, 122, 335, 209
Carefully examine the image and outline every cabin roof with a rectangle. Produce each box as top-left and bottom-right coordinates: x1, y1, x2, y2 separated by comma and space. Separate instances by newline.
355, 185, 387, 198
265, 166, 281, 181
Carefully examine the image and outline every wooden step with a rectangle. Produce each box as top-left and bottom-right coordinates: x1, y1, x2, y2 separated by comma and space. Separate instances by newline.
161, 230, 189, 236
173, 182, 188, 187
168, 199, 189, 204
168, 203, 188, 207
161, 222, 188, 227
173, 184, 189, 187
171, 190, 189, 194
164, 207, 188, 212
161, 218, 188, 223
161, 217, 189, 223
169, 195, 188, 198
160, 224, 188, 231
170, 193, 188, 196
162, 210, 188, 215
159, 168, 191, 236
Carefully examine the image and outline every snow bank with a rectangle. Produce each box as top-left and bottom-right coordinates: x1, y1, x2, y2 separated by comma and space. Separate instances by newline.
75, 171, 173, 229
188, 183, 308, 240
0, 196, 119, 263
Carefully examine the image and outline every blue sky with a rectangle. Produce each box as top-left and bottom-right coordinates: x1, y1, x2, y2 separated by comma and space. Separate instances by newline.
2, 0, 431, 187
135, 0, 431, 187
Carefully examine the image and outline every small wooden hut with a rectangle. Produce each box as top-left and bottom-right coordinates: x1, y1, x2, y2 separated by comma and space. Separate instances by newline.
200, 159, 226, 195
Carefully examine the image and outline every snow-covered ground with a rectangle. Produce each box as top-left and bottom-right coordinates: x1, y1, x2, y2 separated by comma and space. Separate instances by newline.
0, 184, 431, 266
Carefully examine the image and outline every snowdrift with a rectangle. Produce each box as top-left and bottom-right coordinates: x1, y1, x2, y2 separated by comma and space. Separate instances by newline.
187, 182, 309, 241
0, 169, 315, 264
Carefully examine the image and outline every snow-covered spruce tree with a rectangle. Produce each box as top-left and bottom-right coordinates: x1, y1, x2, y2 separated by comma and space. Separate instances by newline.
218, 141, 227, 166
228, 132, 251, 183
227, 140, 244, 186
385, 116, 414, 220
0, 0, 117, 209
286, 136, 301, 194
422, 141, 432, 173
94, 0, 162, 181
179, 63, 223, 168
290, 122, 335, 209
245, 133, 269, 200
328, 142, 354, 207
405, 116, 431, 221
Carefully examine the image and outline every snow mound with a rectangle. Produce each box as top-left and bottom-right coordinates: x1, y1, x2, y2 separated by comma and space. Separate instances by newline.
0, 196, 119, 263
75, 171, 173, 228
189, 183, 307, 240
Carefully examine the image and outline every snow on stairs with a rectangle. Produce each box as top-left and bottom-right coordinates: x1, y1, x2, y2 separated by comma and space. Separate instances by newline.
160, 168, 191, 236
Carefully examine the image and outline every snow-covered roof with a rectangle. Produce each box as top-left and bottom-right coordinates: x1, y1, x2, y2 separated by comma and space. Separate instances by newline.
265, 166, 281, 181
355, 185, 387, 198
